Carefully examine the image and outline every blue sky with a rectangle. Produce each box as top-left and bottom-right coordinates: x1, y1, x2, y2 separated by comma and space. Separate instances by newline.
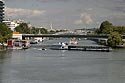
3, 0, 125, 30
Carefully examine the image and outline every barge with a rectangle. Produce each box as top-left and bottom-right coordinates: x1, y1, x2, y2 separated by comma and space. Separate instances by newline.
50, 45, 112, 52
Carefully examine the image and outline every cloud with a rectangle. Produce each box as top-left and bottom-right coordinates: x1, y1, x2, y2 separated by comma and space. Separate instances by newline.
85, 8, 93, 11
3, 0, 71, 2
106, 14, 125, 26
37, 0, 71, 3
74, 20, 82, 25
80, 13, 93, 25
5, 7, 46, 18
74, 13, 93, 25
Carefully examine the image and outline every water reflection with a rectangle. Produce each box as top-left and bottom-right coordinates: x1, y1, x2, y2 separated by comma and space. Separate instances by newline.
0, 50, 13, 62
0, 50, 12, 83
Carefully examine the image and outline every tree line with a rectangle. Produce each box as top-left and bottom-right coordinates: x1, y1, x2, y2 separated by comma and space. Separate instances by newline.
96, 21, 125, 47
15, 23, 48, 34
14, 23, 68, 34
0, 22, 68, 43
0, 23, 12, 44
96, 21, 125, 35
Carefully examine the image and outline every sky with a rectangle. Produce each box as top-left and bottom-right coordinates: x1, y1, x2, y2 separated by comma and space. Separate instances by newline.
3, 0, 125, 30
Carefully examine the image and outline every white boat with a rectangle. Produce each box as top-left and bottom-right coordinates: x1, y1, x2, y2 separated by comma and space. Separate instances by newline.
50, 42, 68, 50
7, 39, 30, 49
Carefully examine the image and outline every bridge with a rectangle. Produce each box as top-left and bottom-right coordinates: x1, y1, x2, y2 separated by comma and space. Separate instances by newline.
22, 34, 125, 39
22, 34, 108, 38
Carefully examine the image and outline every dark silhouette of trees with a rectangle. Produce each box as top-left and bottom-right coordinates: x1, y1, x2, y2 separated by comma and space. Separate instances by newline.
0, 23, 12, 43
15, 23, 30, 34
15, 23, 48, 34
107, 32, 123, 47
97, 21, 114, 34
96, 20, 125, 47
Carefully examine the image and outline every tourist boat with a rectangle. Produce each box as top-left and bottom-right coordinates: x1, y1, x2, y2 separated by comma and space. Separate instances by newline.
7, 39, 30, 49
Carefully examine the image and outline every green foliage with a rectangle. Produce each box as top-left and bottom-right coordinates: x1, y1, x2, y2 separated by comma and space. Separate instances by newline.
30, 27, 48, 34
113, 26, 125, 35
15, 23, 48, 34
40, 28, 48, 34
95, 20, 125, 47
15, 23, 30, 34
0, 38, 3, 43
0, 23, 12, 43
30, 27, 37, 34
98, 21, 114, 34
107, 32, 123, 47
96, 20, 125, 35
49, 30, 56, 34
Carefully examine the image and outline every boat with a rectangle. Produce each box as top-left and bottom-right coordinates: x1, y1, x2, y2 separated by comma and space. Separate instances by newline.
30, 39, 40, 44
7, 39, 30, 49
68, 45, 112, 52
50, 42, 68, 50
69, 39, 78, 44
21, 40, 30, 49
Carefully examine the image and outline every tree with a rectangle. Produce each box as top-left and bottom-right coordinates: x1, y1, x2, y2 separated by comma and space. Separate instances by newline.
0, 23, 12, 43
30, 27, 48, 34
96, 21, 125, 35
15, 23, 30, 34
98, 21, 114, 34
107, 32, 123, 47
40, 28, 48, 34
114, 26, 125, 35
30, 27, 37, 34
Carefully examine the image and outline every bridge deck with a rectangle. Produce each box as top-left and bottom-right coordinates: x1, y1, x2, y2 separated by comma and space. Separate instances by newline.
22, 34, 125, 39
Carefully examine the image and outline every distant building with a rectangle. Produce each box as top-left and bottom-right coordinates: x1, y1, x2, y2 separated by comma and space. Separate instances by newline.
3, 20, 23, 31
74, 28, 96, 35
0, 0, 4, 23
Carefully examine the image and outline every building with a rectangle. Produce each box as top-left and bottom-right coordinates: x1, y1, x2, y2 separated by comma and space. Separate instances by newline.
12, 32, 22, 40
3, 20, 24, 31
74, 28, 96, 35
3, 20, 19, 31
0, 0, 4, 23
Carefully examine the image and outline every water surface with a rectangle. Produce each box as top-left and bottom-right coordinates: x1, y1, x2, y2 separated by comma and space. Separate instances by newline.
0, 38, 125, 83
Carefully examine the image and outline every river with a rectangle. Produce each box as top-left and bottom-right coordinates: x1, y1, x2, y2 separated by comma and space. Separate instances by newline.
0, 38, 125, 83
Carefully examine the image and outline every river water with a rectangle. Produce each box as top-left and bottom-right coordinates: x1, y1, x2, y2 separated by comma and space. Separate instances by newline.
0, 38, 125, 83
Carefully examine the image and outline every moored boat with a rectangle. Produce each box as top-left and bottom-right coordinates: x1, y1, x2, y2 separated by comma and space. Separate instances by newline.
7, 39, 30, 49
